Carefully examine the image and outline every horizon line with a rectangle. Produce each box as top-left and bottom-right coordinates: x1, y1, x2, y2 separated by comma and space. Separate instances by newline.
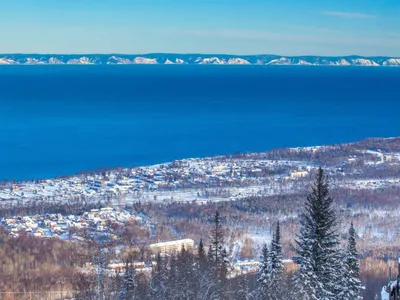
1, 53, 399, 58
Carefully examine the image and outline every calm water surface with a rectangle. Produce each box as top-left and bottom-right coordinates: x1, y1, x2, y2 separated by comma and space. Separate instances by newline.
0, 65, 399, 180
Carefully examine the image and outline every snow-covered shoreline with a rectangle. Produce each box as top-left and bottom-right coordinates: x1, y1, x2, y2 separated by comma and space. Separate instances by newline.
1, 137, 400, 206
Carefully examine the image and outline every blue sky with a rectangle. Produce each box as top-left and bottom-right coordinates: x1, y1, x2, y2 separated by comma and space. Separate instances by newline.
0, 0, 399, 55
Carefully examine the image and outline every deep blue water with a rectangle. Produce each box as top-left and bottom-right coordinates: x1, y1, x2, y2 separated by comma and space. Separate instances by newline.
0, 65, 399, 180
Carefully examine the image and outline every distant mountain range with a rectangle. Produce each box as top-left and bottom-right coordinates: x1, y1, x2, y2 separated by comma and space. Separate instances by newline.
1, 54, 400, 66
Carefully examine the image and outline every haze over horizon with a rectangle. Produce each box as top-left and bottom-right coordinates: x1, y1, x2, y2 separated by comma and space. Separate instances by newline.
1, 0, 399, 56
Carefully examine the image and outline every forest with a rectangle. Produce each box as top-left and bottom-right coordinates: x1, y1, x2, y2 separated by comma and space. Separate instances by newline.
0, 168, 374, 299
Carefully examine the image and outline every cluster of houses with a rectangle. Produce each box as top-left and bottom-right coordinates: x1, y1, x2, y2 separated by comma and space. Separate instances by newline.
0, 157, 313, 203
0, 145, 399, 206
0, 207, 140, 239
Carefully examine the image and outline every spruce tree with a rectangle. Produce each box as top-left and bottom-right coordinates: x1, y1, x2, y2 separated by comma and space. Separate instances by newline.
258, 243, 270, 297
293, 167, 342, 300
332, 249, 349, 300
195, 239, 219, 300
198, 238, 207, 267
209, 211, 225, 265
268, 222, 284, 299
292, 239, 320, 300
258, 223, 284, 300
344, 223, 363, 300
208, 211, 229, 299
270, 222, 283, 277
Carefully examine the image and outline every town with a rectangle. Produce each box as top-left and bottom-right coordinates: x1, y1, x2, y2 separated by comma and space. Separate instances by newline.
0, 207, 139, 239
1, 138, 399, 208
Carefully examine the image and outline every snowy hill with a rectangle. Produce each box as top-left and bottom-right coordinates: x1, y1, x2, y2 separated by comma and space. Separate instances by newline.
0, 54, 399, 66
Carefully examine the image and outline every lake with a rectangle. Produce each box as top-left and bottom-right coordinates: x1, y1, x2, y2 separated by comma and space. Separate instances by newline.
0, 65, 399, 180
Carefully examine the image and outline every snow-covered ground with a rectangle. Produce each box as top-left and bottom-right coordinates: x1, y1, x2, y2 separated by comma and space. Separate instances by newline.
1, 142, 399, 206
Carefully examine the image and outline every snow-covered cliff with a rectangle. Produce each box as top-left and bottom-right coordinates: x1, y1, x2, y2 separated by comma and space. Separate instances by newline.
0, 54, 399, 66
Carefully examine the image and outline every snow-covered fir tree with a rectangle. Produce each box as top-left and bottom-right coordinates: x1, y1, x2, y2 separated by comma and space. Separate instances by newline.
257, 222, 284, 300
258, 243, 270, 297
292, 237, 320, 300
293, 167, 343, 300
343, 223, 363, 300
198, 238, 207, 269
208, 211, 229, 281
209, 211, 225, 265
268, 222, 284, 299
117, 261, 135, 300
198, 238, 205, 258
332, 248, 349, 300
208, 211, 229, 299
269, 222, 283, 278
192, 239, 221, 300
